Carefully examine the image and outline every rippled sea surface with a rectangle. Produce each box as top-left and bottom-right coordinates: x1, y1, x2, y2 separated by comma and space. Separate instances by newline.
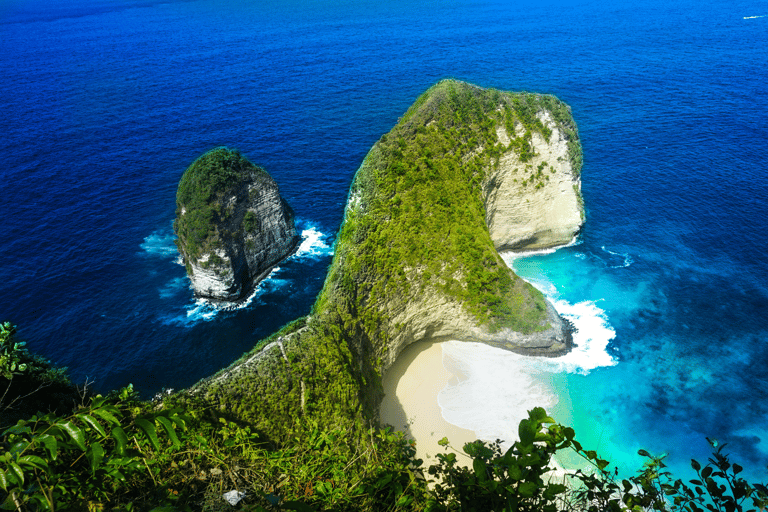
1, 0, 767, 479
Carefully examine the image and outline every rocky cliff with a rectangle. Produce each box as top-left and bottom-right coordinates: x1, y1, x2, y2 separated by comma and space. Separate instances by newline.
485, 105, 583, 251
187, 81, 584, 440
174, 148, 300, 301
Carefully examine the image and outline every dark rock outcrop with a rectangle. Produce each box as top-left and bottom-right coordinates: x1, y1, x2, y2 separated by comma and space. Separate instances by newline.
174, 148, 300, 301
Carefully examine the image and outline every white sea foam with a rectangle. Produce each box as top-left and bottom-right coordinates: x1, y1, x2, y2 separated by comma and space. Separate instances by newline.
601, 246, 633, 268
546, 299, 618, 374
185, 299, 220, 323
140, 232, 178, 258
438, 340, 560, 449
293, 226, 333, 259
160, 267, 288, 326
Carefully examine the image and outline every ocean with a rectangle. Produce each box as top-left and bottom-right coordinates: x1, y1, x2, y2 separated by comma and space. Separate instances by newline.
1, 0, 767, 482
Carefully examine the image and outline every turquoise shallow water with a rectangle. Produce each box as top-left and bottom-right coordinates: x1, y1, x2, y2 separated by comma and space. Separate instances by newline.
1, 0, 767, 482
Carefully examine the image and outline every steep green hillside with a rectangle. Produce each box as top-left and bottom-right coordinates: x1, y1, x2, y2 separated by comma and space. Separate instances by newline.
191, 80, 582, 442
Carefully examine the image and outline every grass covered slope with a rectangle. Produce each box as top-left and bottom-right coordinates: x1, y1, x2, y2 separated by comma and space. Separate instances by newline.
191, 80, 582, 441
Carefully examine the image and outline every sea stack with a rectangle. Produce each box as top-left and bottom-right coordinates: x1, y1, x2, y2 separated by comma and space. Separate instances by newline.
174, 147, 300, 301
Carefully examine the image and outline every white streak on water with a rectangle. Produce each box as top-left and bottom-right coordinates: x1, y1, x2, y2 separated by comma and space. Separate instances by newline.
601, 246, 633, 268
140, 231, 178, 258
503, 236, 582, 260
293, 226, 333, 259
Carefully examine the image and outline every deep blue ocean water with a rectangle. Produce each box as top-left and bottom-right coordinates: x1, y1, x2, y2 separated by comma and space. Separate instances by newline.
2, 0, 767, 481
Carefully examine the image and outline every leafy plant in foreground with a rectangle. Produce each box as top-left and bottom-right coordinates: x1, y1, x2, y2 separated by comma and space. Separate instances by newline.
426, 408, 768, 512
0, 387, 188, 510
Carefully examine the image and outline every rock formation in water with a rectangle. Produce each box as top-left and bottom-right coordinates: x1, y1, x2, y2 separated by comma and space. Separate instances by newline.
174, 147, 300, 301
187, 81, 585, 440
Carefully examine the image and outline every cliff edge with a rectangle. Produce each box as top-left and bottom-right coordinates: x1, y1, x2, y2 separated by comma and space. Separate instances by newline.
187, 81, 584, 440
174, 148, 300, 301
315, 80, 583, 373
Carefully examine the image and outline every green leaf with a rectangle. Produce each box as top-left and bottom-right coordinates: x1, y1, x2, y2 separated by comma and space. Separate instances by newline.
170, 414, 189, 431
473, 458, 488, 482
518, 481, 539, 498
91, 407, 121, 426
638, 449, 651, 457
2, 424, 31, 436
135, 418, 160, 451
36, 434, 58, 461
112, 426, 129, 456
155, 416, 180, 448
691, 459, 701, 471
79, 414, 107, 438
87, 442, 105, 474
8, 462, 24, 487
10, 441, 29, 455
60, 421, 86, 451
733, 463, 742, 475
528, 407, 548, 422
518, 419, 536, 446
543, 483, 567, 499
0, 470, 7, 491
18, 455, 47, 471
396, 494, 412, 506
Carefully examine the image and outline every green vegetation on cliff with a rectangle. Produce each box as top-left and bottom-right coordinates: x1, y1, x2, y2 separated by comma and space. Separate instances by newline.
174, 147, 267, 265
191, 80, 581, 443
3, 82, 767, 511
318, 80, 575, 339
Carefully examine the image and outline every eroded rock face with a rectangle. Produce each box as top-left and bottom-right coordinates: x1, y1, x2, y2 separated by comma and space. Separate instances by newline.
333, 80, 584, 373
484, 110, 583, 252
174, 148, 300, 301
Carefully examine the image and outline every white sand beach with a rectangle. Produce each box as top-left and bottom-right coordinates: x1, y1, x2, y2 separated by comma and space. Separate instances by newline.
380, 340, 477, 470
380, 339, 578, 482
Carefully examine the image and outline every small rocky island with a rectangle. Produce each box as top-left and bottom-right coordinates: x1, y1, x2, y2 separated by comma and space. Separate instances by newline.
174, 147, 300, 301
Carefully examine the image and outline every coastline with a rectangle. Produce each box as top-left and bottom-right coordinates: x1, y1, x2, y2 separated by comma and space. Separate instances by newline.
380, 339, 578, 481
380, 340, 476, 470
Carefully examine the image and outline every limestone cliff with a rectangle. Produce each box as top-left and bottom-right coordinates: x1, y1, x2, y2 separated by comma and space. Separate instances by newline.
317, 80, 584, 373
174, 148, 300, 301
187, 81, 585, 439
485, 106, 583, 251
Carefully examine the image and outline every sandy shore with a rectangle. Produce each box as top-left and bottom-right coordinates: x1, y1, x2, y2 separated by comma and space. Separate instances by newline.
380, 340, 477, 470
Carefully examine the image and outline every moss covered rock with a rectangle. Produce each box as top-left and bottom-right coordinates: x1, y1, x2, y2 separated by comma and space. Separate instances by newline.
174, 147, 300, 301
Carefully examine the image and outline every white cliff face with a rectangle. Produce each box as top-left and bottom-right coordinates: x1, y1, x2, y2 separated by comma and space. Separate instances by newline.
178, 167, 300, 301
484, 110, 583, 251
